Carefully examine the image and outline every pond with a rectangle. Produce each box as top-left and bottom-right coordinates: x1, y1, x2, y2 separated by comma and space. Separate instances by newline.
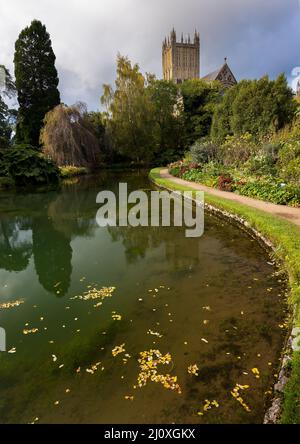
0, 170, 287, 424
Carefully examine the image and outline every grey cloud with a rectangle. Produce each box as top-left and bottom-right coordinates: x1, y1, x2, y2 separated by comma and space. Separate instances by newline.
0, 0, 299, 110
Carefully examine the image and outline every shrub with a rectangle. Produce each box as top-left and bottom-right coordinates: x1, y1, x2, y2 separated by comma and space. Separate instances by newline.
243, 154, 277, 177
2, 144, 59, 186
202, 162, 227, 177
212, 75, 296, 142
189, 140, 220, 164
218, 175, 234, 191
235, 180, 300, 206
221, 133, 257, 166
0, 176, 14, 189
278, 141, 300, 185
59, 166, 88, 178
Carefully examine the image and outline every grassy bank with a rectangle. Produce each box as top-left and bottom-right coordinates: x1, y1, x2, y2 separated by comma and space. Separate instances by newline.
59, 166, 88, 179
149, 167, 300, 424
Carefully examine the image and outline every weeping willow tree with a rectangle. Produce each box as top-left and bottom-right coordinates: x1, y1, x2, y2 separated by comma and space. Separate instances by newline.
40, 102, 101, 168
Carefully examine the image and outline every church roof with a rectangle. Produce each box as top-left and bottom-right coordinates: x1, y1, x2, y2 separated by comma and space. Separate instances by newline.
202, 67, 222, 81
202, 60, 237, 84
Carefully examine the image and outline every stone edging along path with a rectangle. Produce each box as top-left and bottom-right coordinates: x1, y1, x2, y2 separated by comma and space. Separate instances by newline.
159, 168, 300, 227
151, 168, 300, 424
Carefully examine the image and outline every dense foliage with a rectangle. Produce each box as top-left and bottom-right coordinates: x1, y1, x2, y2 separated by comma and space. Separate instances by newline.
101, 56, 186, 164
180, 79, 222, 146
0, 144, 59, 186
14, 20, 60, 146
101, 56, 155, 163
170, 113, 300, 207
212, 75, 296, 142
147, 79, 184, 163
168, 73, 300, 207
40, 103, 101, 168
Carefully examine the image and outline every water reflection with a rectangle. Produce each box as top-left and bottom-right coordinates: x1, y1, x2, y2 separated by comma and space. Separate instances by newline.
0, 171, 274, 293
0, 171, 287, 424
0, 178, 99, 295
0, 218, 32, 272
32, 217, 73, 296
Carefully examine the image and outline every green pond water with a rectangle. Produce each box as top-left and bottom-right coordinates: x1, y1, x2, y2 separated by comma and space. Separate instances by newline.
0, 170, 287, 424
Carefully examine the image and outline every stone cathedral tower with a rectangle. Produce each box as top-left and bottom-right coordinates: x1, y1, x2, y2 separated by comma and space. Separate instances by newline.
162, 28, 200, 84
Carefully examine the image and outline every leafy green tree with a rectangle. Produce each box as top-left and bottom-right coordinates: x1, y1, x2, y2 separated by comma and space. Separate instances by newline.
180, 79, 222, 147
211, 84, 241, 142
101, 55, 156, 163
14, 20, 60, 146
212, 75, 296, 142
146, 79, 184, 163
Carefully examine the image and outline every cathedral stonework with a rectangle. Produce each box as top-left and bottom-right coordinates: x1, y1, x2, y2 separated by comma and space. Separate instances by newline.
162, 28, 237, 88
202, 57, 237, 88
162, 28, 200, 84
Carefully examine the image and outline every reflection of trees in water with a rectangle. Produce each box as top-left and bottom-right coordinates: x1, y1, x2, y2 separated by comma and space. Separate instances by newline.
0, 218, 32, 272
32, 216, 72, 296
108, 224, 202, 271
0, 175, 100, 295
108, 226, 162, 264
47, 180, 96, 239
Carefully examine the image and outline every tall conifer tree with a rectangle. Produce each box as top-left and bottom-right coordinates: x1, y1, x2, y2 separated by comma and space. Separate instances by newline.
14, 20, 60, 146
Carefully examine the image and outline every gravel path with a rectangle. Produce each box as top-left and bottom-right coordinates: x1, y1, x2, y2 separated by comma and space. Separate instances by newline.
160, 169, 300, 227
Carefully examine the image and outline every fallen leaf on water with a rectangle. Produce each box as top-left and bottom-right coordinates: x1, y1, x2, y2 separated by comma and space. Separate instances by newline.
137, 349, 181, 394
231, 384, 251, 413
188, 364, 199, 376
23, 328, 39, 335
251, 368, 260, 379
147, 329, 163, 338
0, 300, 25, 310
52, 355, 58, 362
112, 344, 126, 357
8, 347, 16, 354
197, 400, 219, 416
86, 361, 102, 375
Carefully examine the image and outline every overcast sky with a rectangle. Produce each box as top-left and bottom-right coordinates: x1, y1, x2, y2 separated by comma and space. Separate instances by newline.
1, 0, 300, 110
